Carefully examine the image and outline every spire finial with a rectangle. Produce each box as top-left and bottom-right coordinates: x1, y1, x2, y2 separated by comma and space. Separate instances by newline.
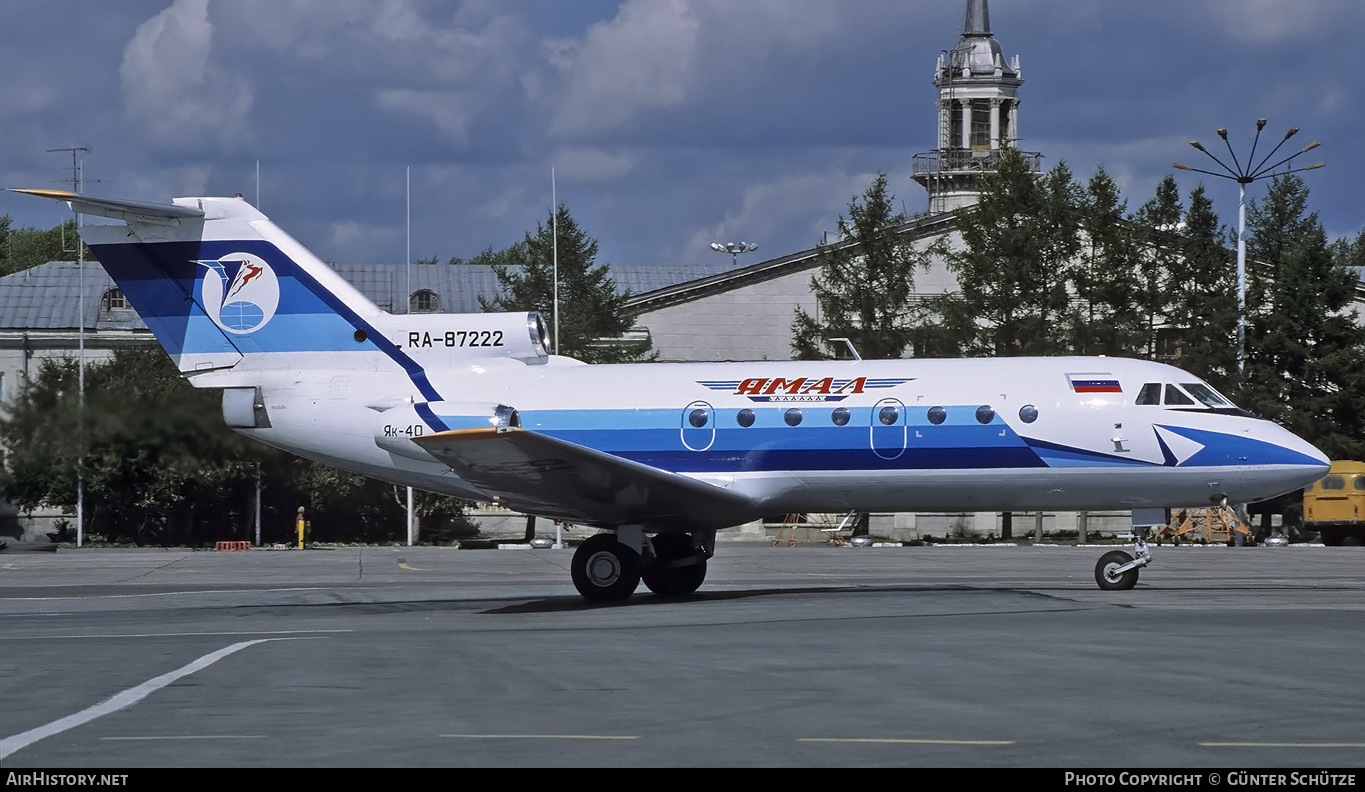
964, 0, 991, 36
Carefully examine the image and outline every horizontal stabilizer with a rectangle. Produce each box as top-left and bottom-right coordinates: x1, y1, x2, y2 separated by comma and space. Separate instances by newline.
414, 427, 756, 530
7, 188, 205, 225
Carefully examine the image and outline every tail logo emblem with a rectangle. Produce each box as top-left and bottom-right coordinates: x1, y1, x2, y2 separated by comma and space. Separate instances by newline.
195, 253, 280, 334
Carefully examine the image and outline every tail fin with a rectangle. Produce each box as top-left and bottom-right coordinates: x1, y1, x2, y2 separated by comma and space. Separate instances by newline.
9, 190, 548, 398
10, 190, 390, 373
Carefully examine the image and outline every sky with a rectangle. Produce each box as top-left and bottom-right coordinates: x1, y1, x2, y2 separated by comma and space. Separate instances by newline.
2, 0, 1362, 270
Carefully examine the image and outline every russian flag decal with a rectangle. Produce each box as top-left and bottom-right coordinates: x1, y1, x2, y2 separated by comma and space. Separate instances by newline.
1068, 374, 1122, 393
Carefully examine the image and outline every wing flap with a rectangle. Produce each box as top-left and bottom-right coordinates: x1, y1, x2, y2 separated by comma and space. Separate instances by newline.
413, 427, 756, 530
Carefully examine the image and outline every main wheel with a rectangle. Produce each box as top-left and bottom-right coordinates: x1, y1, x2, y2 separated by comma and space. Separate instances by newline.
1095, 550, 1139, 591
642, 533, 708, 597
571, 534, 641, 602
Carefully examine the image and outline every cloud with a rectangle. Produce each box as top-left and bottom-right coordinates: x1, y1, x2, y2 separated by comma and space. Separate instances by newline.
551, 147, 638, 182
550, 0, 702, 137
547, 0, 922, 143
684, 169, 881, 263
376, 90, 478, 144
119, 0, 253, 149
1206, 0, 1363, 43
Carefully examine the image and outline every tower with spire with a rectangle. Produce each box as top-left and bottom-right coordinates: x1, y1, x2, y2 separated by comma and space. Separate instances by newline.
912, 0, 1042, 213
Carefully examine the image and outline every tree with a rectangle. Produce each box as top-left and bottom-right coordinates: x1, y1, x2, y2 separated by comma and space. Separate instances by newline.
1130, 176, 1184, 360
1165, 184, 1237, 391
1068, 166, 1143, 356
1238, 175, 1365, 460
790, 173, 944, 360
0, 216, 92, 277
0, 345, 478, 545
932, 150, 1080, 356
291, 461, 476, 544
480, 205, 653, 363
0, 346, 268, 544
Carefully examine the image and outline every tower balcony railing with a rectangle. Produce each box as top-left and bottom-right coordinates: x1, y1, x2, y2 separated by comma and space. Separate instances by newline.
912, 148, 1042, 175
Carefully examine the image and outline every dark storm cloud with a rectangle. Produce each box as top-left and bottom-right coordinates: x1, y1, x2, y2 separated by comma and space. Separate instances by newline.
2, 0, 1362, 270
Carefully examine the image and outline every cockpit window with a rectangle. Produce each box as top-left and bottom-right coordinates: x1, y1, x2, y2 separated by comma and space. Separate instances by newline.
1163, 384, 1195, 406
1136, 383, 1162, 405
1181, 383, 1232, 408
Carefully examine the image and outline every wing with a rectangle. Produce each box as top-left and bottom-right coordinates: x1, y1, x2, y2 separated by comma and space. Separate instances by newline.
413, 427, 757, 531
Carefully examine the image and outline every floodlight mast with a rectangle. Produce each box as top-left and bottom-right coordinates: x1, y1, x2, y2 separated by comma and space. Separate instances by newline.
710, 241, 759, 266
1172, 119, 1324, 379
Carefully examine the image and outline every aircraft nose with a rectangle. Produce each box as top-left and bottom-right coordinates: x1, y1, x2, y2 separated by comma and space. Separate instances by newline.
1275, 423, 1331, 473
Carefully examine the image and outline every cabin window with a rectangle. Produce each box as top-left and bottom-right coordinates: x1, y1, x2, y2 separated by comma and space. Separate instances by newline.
784, 408, 803, 427
736, 409, 755, 428
101, 288, 129, 312
409, 289, 440, 313
831, 407, 850, 426
1322, 475, 1346, 490
975, 405, 995, 424
878, 406, 899, 426
1019, 404, 1038, 423
688, 408, 709, 428
1356, 477, 1365, 491
1163, 384, 1196, 406
1136, 383, 1162, 405
927, 406, 947, 425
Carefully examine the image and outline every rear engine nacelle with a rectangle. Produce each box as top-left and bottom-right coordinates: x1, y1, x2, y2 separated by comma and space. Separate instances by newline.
376, 311, 549, 365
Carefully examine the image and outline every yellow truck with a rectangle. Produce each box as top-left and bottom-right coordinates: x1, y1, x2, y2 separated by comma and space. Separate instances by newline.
1303, 461, 1365, 546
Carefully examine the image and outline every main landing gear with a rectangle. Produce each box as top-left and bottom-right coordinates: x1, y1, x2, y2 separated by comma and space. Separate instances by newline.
570, 530, 714, 602
1094, 526, 1153, 590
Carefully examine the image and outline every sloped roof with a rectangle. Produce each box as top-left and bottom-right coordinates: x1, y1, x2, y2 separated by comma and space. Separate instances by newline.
625, 211, 961, 313
0, 261, 143, 331
0, 259, 741, 331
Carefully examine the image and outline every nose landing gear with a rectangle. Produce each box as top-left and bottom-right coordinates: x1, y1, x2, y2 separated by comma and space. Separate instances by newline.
1094, 527, 1153, 590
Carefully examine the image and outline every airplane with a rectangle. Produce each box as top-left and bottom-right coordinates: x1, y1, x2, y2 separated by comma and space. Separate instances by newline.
10, 188, 1332, 601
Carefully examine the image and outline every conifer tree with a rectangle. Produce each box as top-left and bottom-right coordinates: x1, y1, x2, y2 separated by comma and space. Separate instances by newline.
480, 205, 652, 364
791, 174, 943, 360
1069, 166, 1143, 356
1239, 175, 1365, 459
1130, 176, 1184, 360
1166, 184, 1237, 392
933, 150, 1079, 356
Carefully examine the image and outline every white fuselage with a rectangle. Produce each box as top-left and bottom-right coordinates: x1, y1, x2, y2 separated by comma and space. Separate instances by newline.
207, 355, 1328, 526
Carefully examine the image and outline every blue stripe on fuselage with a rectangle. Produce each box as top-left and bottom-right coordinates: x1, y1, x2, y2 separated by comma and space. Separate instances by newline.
429, 406, 1308, 475
1157, 424, 1326, 468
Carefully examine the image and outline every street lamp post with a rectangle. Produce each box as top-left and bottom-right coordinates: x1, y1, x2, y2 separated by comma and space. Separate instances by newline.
1172, 118, 1324, 378
710, 241, 758, 266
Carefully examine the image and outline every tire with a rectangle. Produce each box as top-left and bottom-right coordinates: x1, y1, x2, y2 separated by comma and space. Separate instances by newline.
1095, 550, 1139, 591
1343, 536, 1364, 547
571, 534, 641, 601
642, 533, 708, 597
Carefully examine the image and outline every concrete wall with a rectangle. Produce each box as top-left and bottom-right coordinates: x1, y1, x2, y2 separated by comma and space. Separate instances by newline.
638, 232, 964, 363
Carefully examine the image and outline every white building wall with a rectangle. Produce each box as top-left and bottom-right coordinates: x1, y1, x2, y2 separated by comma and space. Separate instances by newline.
639, 230, 964, 363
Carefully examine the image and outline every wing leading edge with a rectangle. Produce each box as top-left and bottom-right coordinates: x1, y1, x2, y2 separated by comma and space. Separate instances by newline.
413, 427, 757, 530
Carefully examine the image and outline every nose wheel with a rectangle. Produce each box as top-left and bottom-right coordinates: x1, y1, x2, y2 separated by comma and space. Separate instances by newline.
1094, 528, 1152, 591
1095, 550, 1140, 590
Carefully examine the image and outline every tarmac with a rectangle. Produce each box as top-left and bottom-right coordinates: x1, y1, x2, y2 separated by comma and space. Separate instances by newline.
3, 541, 1364, 768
